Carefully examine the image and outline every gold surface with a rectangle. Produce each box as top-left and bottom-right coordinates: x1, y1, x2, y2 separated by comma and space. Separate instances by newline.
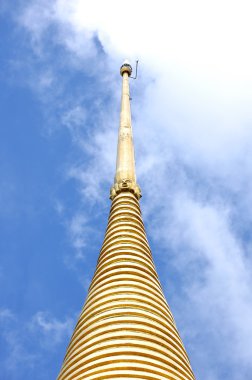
57, 66, 195, 379
110, 70, 141, 200
57, 193, 195, 379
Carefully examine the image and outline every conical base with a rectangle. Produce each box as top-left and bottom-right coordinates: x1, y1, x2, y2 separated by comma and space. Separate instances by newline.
57, 192, 195, 380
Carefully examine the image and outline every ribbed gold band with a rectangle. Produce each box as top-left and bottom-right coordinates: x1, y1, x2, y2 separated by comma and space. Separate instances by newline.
57, 192, 195, 380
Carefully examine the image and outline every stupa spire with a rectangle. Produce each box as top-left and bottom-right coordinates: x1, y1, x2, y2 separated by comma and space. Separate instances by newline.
57, 62, 196, 380
110, 60, 141, 200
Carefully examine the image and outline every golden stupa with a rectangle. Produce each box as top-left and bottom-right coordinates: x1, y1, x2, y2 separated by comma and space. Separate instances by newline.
57, 61, 196, 380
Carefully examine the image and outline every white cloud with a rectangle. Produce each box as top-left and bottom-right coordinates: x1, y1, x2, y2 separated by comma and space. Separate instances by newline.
69, 214, 87, 248
16, 1, 252, 378
18, 0, 54, 40
166, 194, 252, 356
31, 311, 74, 347
66, 213, 94, 260
0, 308, 15, 321
0, 308, 75, 375
62, 105, 86, 130
67, 125, 117, 202
54, 199, 65, 215
0, 308, 37, 372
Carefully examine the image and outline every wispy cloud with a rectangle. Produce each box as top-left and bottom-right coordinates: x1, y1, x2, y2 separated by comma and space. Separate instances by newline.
0, 308, 15, 321
31, 311, 74, 348
153, 192, 252, 374
0, 308, 37, 372
0, 307, 75, 375
62, 105, 86, 134
67, 213, 89, 259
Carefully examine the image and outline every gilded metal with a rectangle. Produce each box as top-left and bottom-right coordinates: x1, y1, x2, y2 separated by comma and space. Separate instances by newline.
57, 63, 196, 380
110, 66, 141, 200
120, 60, 133, 76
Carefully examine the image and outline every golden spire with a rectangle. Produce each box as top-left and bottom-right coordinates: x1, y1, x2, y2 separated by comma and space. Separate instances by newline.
110, 60, 141, 200
57, 62, 196, 380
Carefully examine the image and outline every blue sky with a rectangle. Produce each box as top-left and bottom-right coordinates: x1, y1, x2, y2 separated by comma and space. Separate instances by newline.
1, 1, 252, 379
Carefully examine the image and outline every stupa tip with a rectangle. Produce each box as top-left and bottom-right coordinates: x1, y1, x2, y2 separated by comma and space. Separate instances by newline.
120, 59, 132, 76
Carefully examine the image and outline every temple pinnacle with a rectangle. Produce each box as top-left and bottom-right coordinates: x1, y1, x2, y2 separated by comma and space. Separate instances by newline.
120, 59, 132, 76
57, 62, 196, 380
110, 60, 141, 200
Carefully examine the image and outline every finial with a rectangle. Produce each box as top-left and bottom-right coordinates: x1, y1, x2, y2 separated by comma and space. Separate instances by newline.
120, 59, 132, 76
110, 60, 141, 200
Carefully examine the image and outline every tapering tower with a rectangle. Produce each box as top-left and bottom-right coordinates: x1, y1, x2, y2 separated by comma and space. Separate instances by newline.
57, 62, 195, 380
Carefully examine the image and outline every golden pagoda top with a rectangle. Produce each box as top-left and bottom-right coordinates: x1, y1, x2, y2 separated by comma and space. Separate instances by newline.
110, 60, 141, 200
57, 61, 196, 380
